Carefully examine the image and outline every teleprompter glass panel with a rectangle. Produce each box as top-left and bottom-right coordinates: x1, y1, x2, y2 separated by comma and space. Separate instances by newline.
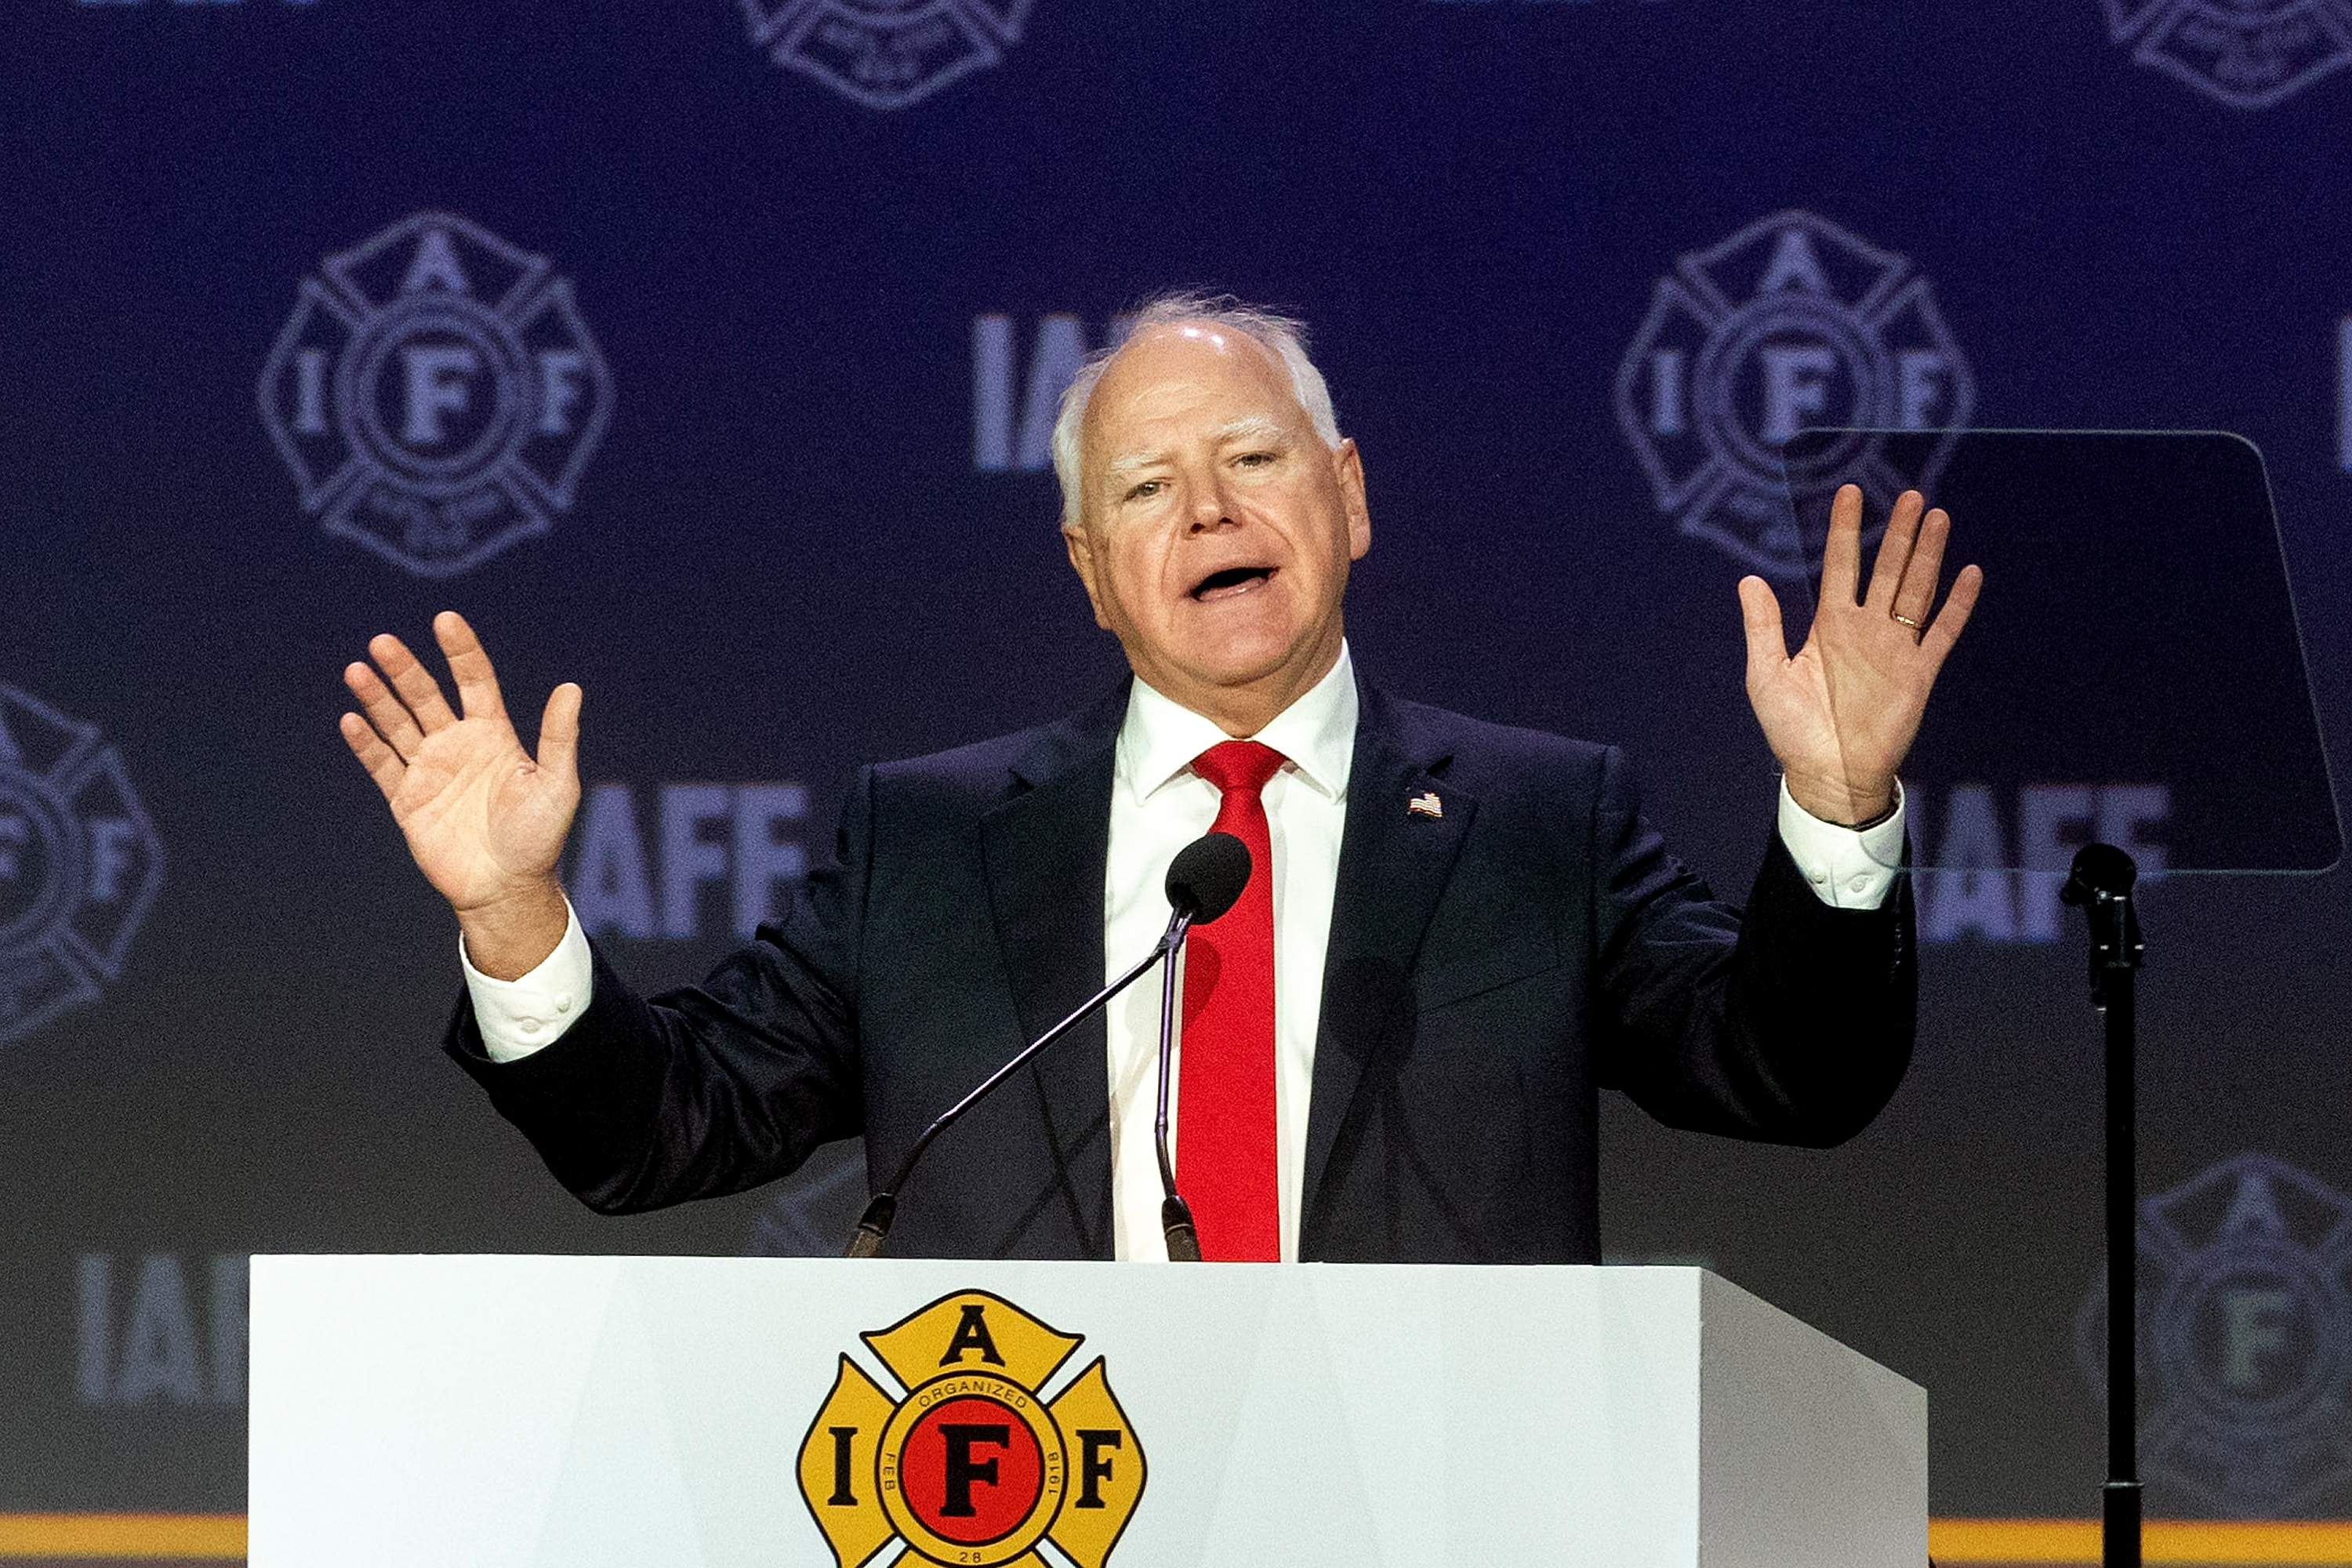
1780, 430, 2339, 875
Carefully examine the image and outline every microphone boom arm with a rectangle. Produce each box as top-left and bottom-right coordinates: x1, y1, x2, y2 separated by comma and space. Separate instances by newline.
845, 908, 1193, 1258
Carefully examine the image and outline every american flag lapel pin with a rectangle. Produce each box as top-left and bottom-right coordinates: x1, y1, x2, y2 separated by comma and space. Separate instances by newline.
1407, 790, 1443, 818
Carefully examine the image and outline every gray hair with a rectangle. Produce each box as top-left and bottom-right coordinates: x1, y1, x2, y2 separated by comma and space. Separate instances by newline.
1049, 290, 1343, 533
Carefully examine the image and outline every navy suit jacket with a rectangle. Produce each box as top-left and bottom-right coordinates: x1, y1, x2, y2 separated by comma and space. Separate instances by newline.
448, 681, 1915, 1262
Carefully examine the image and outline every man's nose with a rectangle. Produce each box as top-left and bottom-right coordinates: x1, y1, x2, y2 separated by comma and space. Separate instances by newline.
1186, 475, 1240, 532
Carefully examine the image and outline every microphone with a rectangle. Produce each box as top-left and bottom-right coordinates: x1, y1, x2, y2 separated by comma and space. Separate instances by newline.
844, 831, 1250, 1258
1153, 832, 1251, 1263
1165, 830, 1250, 923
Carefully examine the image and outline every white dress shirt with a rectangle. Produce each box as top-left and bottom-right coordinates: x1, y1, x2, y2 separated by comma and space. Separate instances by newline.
1102, 647, 1359, 1262
463, 646, 1907, 1264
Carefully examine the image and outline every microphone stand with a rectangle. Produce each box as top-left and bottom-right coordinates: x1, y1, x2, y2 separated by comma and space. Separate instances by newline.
2060, 844, 2145, 1568
844, 909, 1192, 1259
1154, 923, 1203, 1261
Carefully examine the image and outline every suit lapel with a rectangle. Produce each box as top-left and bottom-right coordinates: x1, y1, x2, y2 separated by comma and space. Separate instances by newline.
1301, 684, 1475, 1232
977, 683, 1127, 1257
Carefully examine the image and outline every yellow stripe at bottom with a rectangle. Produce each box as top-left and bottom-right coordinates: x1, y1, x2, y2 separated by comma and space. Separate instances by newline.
1932, 1518, 2352, 1564
2, 1514, 2349, 1563
0, 1517, 245, 1560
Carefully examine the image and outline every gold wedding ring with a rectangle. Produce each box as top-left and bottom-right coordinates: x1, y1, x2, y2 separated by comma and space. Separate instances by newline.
1890, 612, 1922, 630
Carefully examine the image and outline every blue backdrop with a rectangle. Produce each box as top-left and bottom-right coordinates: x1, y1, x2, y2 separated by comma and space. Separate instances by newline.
5, 0, 2352, 1525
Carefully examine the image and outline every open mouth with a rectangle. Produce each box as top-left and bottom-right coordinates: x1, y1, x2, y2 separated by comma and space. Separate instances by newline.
1191, 565, 1276, 602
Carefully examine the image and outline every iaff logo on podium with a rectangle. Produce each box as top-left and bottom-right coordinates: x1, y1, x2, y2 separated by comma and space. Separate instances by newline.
799, 1290, 1145, 1568
258, 212, 613, 578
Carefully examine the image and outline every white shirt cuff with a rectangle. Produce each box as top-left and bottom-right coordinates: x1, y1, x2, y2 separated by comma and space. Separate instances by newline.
1777, 779, 1906, 911
459, 899, 593, 1064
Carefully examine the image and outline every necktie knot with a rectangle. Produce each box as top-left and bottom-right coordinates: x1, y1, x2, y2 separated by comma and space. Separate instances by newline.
1193, 739, 1286, 797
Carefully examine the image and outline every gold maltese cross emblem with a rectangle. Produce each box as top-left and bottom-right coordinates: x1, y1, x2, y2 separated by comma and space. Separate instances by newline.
798, 1290, 1145, 1568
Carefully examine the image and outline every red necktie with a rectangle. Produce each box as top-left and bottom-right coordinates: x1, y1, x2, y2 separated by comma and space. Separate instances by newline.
1181, 739, 1287, 1261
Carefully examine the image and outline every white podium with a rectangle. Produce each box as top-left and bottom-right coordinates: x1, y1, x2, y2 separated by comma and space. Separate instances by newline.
248, 1257, 1924, 1568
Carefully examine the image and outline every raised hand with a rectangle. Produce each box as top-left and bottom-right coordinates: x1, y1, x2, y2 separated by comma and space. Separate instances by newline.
1738, 485, 1983, 829
339, 611, 581, 978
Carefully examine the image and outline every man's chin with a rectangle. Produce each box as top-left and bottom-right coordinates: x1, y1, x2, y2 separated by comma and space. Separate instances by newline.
1111, 597, 1342, 706
1161, 635, 1338, 702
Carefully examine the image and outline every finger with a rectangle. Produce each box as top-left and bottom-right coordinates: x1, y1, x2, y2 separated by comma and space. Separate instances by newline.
338, 711, 407, 803
1820, 484, 1864, 607
1863, 491, 1926, 612
370, 632, 460, 735
434, 610, 509, 724
343, 659, 426, 760
535, 682, 583, 784
1737, 575, 1788, 678
1919, 563, 1985, 673
1892, 506, 1951, 627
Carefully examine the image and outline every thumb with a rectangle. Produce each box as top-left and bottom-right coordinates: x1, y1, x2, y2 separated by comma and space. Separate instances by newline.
535, 682, 583, 784
1737, 576, 1788, 679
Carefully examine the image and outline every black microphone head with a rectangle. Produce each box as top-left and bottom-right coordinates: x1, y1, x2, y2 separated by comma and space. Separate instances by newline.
2061, 841, 2139, 902
1166, 832, 1252, 924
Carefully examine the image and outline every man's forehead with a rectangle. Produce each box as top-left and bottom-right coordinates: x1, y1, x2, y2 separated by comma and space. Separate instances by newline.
1087, 323, 1299, 443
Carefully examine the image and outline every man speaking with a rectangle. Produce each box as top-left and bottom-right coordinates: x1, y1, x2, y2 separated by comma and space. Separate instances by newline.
338, 293, 1980, 1263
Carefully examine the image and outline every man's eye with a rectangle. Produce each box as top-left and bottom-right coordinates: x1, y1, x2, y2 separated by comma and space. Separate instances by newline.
1124, 480, 1164, 502
1235, 451, 1276, 468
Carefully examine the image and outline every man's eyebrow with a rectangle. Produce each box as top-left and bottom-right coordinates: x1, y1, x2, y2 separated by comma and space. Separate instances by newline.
1105, 448, 1168, 478
1103, 417, 1292, 479
1213, 416, 1288, 445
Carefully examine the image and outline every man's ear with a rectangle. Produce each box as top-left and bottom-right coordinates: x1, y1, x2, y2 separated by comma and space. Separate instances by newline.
1334, 438, 1371, 561
1062, 524, 1113, 630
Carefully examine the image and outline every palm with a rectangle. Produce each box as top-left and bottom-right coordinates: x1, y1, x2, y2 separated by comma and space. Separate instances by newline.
339, 612, 583, 914
1738, 486, 1983, 826
388, 717, 569, 907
